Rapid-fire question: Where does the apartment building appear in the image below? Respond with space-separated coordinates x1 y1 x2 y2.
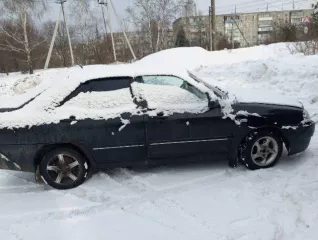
173 9 314 48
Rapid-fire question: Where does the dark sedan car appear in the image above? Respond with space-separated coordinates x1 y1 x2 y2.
0 65 315 189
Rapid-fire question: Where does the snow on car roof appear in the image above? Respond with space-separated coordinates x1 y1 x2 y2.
0 63 209 110
0 63 216 129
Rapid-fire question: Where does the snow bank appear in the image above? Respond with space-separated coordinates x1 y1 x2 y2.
193 54 318 114
137 43 293 70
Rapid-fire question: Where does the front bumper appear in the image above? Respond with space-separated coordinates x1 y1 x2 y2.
283 121 316 156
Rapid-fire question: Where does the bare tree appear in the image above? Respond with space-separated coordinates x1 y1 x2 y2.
126 0 184 54
0 0 46 74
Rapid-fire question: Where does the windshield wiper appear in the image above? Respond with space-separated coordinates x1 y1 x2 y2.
187 70 228 99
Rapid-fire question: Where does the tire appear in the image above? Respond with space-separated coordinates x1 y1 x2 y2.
239 130 283 170
39 148 88 190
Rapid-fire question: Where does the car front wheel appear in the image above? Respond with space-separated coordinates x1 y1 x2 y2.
239 130 283 170
39 148 88 190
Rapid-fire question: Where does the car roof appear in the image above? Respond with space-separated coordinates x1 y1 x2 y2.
0 63 192 111
0 63 218 129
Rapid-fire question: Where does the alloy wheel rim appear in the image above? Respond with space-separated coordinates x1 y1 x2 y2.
251 136 279 167
46 154 81 184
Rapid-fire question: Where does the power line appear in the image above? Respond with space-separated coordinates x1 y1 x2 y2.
218 0 313 14
217 0 313 13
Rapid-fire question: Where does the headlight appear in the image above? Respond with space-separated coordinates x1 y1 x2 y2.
303 109 311 120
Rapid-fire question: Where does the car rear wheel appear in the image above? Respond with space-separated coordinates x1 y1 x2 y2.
239 130 283 170
39 148 87 190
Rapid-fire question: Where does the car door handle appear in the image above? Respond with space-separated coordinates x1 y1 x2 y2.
60 116 76 123
152 113 168 120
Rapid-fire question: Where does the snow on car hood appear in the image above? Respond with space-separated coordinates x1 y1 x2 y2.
229 87 303 108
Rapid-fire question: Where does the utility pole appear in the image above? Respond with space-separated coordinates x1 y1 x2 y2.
211 0 216 51
231 15 249 47
231 5 236 49
44 7 62 69
100 4 108 36
45 0 74 69
209 6 212 51
61 1 74 66
293 0 295 10
98 0 136 61
266 3 269 12
99 0 117 62
109 0 136 60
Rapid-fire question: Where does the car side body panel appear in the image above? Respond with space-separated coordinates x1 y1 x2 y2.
0 72 315 175
0 101 315 173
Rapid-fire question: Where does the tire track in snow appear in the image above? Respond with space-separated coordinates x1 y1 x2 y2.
0 226 23 240
121 207 200 240
3 168 245 228
107 168 155 194
122 198 229 240
152 198 227 240
0 185 45 194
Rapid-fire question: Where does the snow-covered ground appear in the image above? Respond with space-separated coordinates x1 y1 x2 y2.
1 43 318 239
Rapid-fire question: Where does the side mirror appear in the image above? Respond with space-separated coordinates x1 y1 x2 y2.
205 93 220 109
209 100 220 109
60 115 76 123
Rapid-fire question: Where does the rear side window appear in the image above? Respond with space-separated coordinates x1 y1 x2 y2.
77 78 131 93
60 77 135 111
60 77 131 106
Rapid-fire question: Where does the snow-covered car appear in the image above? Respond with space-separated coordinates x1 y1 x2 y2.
0 65 315 189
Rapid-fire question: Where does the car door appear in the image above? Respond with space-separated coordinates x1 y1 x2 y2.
55 77 146 168
131 75 234 164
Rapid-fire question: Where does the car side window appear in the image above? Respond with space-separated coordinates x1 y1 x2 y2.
132 75 209 113
60 77 135 111
141 76 184 87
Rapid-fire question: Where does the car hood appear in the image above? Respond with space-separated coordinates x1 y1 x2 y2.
228 87 303 108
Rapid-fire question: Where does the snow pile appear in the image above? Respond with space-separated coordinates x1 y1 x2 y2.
193 53 318 115
137 43 293 70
